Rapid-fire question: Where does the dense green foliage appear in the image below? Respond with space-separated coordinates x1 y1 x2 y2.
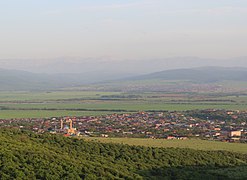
0 129 247 179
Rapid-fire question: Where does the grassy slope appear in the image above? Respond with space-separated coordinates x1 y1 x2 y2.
87 138 247 154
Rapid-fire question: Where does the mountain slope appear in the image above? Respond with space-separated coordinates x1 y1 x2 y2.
1 66 247 91
0 68 137 90
131 66 247 83
0 69 75 90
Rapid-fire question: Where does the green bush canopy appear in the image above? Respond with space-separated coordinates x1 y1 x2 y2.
0 128 246 179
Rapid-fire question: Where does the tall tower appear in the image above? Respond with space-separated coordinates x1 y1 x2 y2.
60 119 63 130
60 118 76 135
69 119 73 130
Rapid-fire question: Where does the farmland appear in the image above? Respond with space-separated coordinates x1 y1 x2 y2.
1 91 247 118
0 110 119 119
87 138 247 153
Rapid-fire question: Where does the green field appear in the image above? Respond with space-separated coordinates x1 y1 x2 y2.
1 91 247 118
2 101 246 110
0 110 120 119
86 137 247 153
0 91 121 101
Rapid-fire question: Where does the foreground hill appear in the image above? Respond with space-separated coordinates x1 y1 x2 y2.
0 129 247 179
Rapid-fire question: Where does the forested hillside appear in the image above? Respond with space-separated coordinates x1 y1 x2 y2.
0 129 247 179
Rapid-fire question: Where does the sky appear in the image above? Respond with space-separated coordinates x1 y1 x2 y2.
0 0 247 60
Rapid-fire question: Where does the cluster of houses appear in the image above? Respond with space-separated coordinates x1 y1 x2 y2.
0 110 246 142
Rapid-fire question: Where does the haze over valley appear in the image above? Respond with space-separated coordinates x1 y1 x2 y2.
1 56 247 74
1 64 247 92
1 0 247 179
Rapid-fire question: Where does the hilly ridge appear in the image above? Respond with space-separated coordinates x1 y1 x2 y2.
131 66 247 83
1 66 247 91
0 68 136 90
0 68 105 90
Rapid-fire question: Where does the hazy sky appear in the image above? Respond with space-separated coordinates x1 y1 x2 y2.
0 0 247 60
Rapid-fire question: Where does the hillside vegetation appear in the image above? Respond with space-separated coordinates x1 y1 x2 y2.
0 129 247 179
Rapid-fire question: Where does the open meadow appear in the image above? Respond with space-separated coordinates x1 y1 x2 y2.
86 137 247 153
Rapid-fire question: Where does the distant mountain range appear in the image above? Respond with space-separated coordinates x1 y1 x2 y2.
1 57 247 75
131 66 247 83
0 68 137 90
1 66 247 90
0 68 74 90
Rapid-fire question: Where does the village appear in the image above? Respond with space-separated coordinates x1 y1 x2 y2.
0 109 246 143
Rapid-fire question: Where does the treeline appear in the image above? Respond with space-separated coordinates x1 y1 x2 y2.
0 128 246 179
